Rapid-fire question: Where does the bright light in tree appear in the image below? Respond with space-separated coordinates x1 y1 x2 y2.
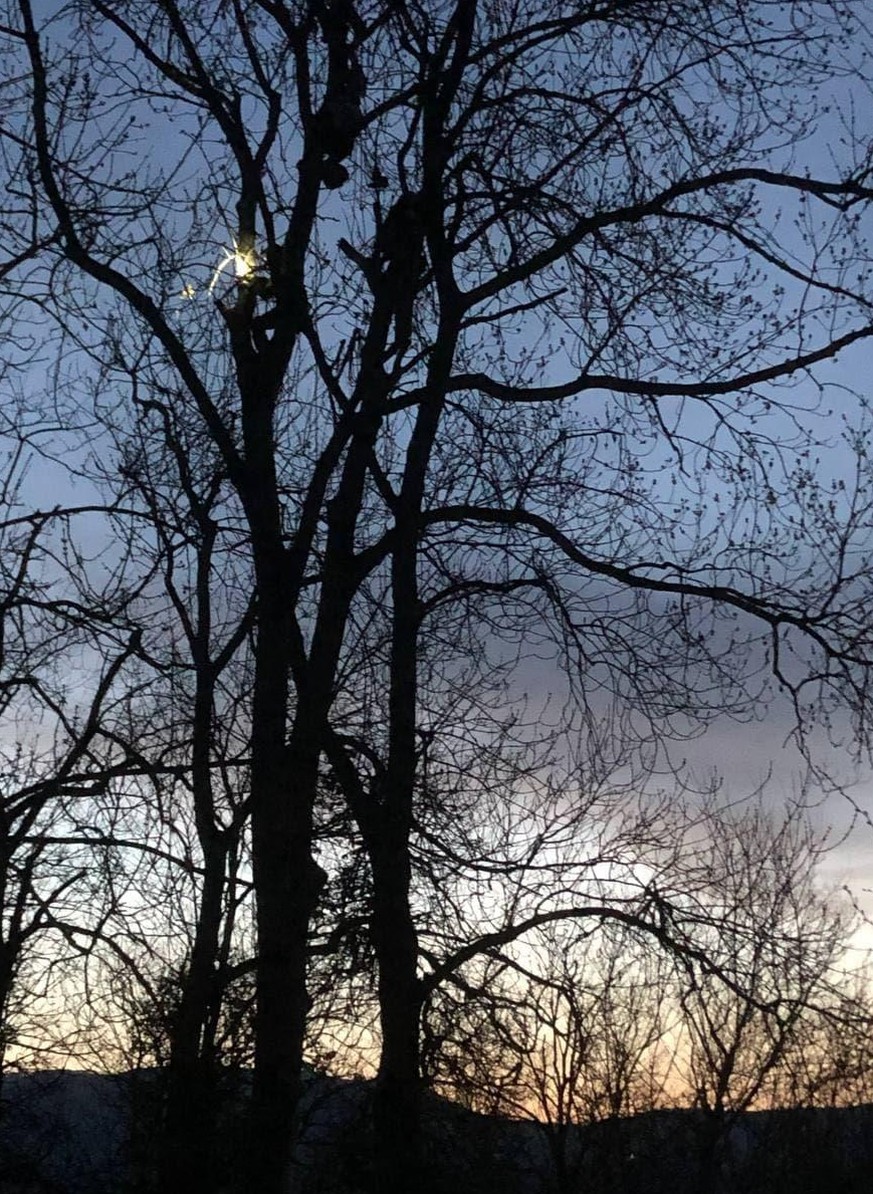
209 240 257 292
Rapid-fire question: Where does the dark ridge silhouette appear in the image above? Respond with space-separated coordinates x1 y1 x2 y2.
2 1070 873 1194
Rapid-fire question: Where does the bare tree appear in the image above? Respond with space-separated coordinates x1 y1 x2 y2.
110 393 256 1194
771 974 873 1109
3 3 873 1192
425 924 672 1194
667 798 851 1193
0 481 140 1090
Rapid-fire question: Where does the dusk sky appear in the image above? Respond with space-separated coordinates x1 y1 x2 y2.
5 13 873 1183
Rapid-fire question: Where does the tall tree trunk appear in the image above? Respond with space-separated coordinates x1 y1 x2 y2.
250 741 325 1194
247 550 308 1194
366 13 475 1165
370 839 424 1193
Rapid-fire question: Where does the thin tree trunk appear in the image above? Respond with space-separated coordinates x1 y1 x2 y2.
0 948 13 1110
160 515 230 1194
161 854 225 1194
367 385 437 1193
